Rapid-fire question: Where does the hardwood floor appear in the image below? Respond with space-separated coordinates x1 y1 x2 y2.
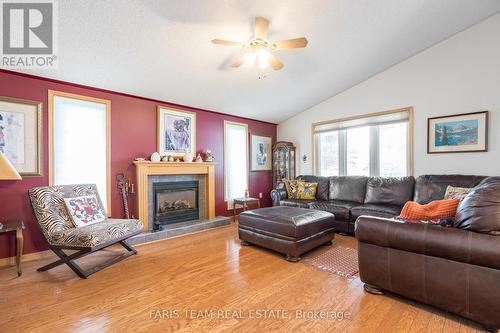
0 223 485 333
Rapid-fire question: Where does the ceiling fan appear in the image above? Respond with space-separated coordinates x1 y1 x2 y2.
212 17 308 70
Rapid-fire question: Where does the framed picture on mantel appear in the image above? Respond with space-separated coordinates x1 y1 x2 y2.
157 106 196 157
427 111 488 153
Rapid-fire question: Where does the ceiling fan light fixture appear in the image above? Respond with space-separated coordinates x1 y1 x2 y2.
212 17 308 71
244 52 257 67
257 49 270 69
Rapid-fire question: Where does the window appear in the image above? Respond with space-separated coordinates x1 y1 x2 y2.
49 91 111 213
313 108 412 177
317 131 339 176
224 121 248 209
346 126 370 176
379 122 408 177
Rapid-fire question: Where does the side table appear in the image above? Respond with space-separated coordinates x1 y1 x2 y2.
233 197 260 222
0 220 24 276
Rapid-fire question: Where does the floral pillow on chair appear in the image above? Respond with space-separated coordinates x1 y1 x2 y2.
64 195 106 227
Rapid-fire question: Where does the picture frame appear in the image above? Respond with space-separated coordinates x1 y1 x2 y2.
427 111 488 154
157 106 196 157
0 96 42 176
250 133 272 171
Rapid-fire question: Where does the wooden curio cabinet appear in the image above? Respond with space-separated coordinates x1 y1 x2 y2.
272 141 296 188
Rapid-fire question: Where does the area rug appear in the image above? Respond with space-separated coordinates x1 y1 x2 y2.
302 246 359 278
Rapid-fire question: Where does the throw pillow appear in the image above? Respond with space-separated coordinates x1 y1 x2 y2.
444 185 471 200
398 198 460 220
394 216 454 228
297 182 318 200
284 179 303 199
64 195 106 227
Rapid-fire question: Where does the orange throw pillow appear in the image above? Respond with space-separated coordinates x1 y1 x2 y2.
398 199 460 220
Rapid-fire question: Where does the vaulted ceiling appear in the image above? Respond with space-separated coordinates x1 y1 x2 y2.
17 0 500 123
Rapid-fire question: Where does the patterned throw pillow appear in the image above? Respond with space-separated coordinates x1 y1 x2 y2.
284 179 303 199
444 185 471 200
297 182 318 200
398 199 460 220
64 195 106 228
394 216 454 228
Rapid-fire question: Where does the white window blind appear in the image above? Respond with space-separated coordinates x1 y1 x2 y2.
314 109 412 177
52 94 110 212
224 121 248 209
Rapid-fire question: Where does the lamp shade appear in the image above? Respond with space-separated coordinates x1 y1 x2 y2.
0 153 22 180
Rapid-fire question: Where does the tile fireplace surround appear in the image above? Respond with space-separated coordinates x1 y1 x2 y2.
130 161 230 244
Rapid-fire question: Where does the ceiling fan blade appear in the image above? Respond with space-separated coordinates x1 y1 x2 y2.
212 39 243 47
254 17 269 39
231 58 244 68
268 54 284 70
272 37 308 50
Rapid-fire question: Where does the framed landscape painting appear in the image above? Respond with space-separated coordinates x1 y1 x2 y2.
428 111 488 153
250 134 272 171
157 106 196 157
0 96 42 176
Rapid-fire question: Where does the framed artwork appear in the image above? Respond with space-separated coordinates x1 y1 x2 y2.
428 111 488 153
157 106 196 156
250 134 272 171
0 96 42 176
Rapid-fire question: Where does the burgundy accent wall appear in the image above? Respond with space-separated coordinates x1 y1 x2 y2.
0 70 276 259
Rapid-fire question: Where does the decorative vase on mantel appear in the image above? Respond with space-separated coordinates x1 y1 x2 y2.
183 150 194 162
150 152 161 162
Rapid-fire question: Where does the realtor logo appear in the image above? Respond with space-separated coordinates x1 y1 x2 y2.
1 0 57 68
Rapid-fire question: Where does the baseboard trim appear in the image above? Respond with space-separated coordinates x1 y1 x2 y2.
0 250 55 269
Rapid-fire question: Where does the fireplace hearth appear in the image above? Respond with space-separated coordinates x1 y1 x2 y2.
153 181 199 229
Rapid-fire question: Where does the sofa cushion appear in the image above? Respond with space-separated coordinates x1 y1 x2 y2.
280 199 314 208
328 176 368 203
308 200 357 221
455 177 500 235
364 176 414 206
413 175 485 204
297 175 330 201
350 204 402 222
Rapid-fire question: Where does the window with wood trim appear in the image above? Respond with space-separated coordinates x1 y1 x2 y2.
313 108 413 177
49 90 111 213
224 120 248 209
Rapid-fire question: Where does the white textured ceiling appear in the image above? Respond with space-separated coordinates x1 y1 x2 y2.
14 0 500 123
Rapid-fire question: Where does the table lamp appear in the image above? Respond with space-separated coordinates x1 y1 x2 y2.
0 152 22 228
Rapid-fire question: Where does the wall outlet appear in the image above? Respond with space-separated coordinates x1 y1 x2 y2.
259 192 263 198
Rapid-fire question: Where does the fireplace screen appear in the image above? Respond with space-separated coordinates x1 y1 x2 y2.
153 181 199 228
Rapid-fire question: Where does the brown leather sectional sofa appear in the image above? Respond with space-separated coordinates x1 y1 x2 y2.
271 174 485 234
356 176 500 331
272 175 500 330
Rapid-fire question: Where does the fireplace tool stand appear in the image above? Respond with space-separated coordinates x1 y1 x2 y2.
116 173 134 219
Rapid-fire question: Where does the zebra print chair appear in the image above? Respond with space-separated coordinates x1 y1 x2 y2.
29 184 142 279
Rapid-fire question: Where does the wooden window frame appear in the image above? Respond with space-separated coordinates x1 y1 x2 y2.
48 90 112 215
312 107 414 177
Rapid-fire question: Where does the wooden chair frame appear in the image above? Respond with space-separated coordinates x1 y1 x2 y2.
37 232 140 279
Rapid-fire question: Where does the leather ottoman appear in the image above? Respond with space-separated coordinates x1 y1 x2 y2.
238 206 335 261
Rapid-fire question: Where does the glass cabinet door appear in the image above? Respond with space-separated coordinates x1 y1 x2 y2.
272 142 296 188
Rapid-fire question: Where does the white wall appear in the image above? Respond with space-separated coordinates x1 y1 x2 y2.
278 13 500 177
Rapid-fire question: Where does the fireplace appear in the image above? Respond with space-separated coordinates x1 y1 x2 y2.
153 181 199 229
